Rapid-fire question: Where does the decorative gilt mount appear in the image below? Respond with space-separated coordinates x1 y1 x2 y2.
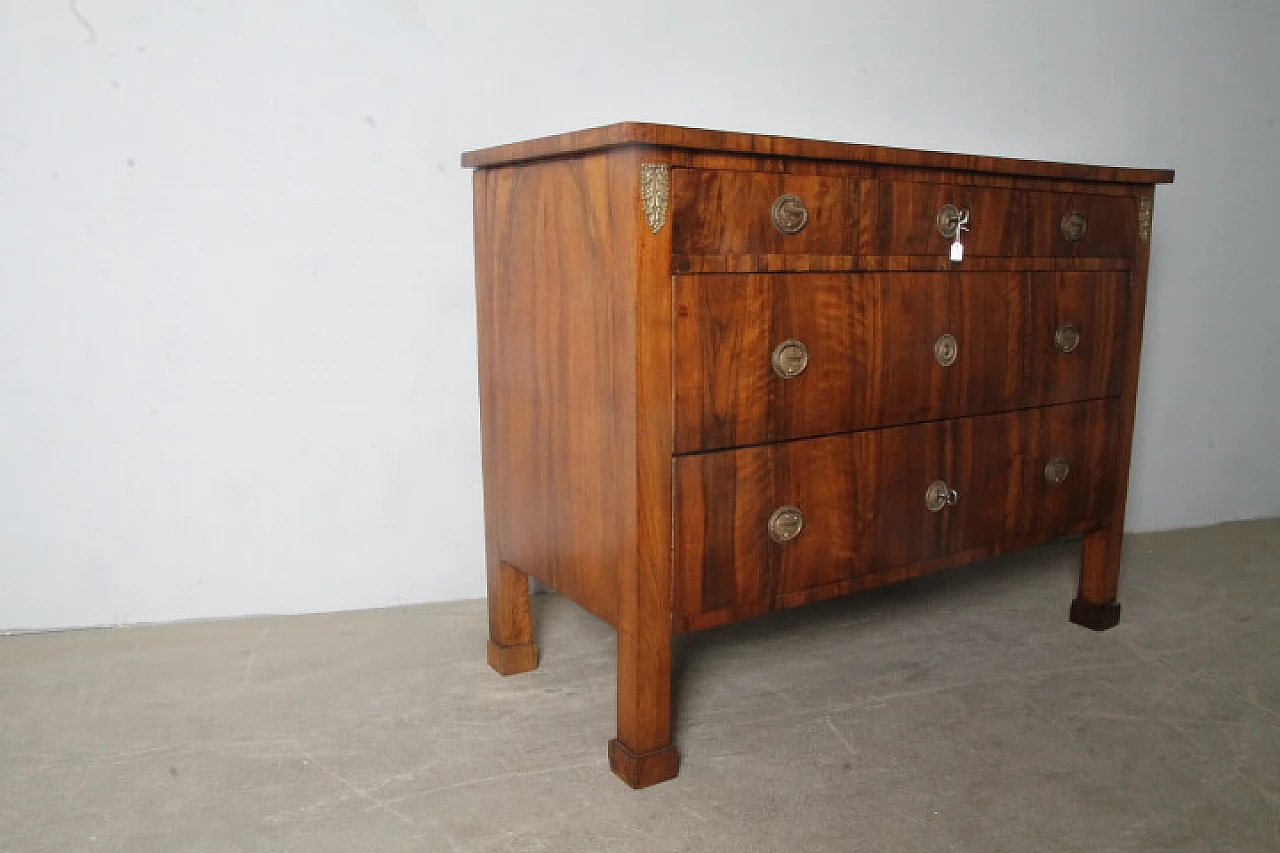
1138 196 1153 243
640 164 670 234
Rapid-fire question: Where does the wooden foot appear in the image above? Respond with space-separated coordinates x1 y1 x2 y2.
487 639 539 675
615 587 677 787
1070 598 1122 631
1074 528 1123 631
608 739 680 789
487 560 537 675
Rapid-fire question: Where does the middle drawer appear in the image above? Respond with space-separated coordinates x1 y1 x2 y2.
673 272 1129 453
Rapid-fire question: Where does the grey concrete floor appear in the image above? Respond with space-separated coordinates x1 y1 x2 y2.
2 520 1278 852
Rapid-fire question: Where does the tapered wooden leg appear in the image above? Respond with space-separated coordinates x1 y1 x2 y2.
1069 195 1156 632
607 148 679 788
486 560 538 675
610 616 679 788
1071 528 1123 631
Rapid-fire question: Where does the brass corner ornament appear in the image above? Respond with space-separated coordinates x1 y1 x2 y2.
1138 196 1153 243
640 164 670 234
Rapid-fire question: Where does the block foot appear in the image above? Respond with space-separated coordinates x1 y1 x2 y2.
608 739 680 789
486 640 539 675
1069 598 1122 631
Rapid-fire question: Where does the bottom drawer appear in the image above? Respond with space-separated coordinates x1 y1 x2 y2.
674 399 1120 628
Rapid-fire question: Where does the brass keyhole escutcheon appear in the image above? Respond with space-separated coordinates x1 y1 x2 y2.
1055 324 1081 354
934 333 958 367
937 204 969 239
771 194 809 234
1060 210 1088 242
768 505 805 543
925 480 958 512
1045 457 1071 485
771 340 810 379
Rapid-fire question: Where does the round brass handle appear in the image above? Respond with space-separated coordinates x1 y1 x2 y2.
1060 210 1087 242
934 333 958 367
768 505 805 543
771 194 809 234
925 480 959 512
1045 457 1071 485
1054 324 1081 354
771 340 810 379
937 204 969 239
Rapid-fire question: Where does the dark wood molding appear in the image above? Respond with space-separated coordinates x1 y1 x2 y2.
462 122 1175 185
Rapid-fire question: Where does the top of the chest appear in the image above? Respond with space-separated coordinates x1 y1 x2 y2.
461 122 1174 185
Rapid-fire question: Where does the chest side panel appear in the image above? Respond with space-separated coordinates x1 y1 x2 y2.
474 154 641 626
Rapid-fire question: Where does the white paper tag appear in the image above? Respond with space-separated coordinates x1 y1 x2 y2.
950 241 964 262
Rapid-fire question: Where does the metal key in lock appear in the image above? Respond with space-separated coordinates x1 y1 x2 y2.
949 208 970 262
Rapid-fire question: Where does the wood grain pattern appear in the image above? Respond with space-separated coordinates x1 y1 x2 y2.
946 399 1119 552
473 155 634 627
674 401 1119 623
674 273 1038 453
948 273 1027 416
462 122 1175 184
859 181 1144 260
673 273 944 451
673 254 856 273
673 436 779 619
484 564 538 675
1029 192 1139 258
1074 191 1158 628
475 168 538 676
674 271 1128 454
675 421 944 620
670 169 851 260
672 256 1133 274
1028 272 1131 404
665 150 1150 197
769 530 1097 617
608 149 680 787
473 149 680 787
859 181 1030 257
855 256 1130 272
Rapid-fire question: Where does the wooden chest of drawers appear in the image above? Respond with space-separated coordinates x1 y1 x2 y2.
462 124 1173 788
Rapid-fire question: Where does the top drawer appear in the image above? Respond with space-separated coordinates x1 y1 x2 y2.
671 169 851 262
668 169 1142 266
858 180 1140 258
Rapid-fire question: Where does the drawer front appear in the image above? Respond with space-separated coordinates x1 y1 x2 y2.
670 169 850 259
673 272 1027 453
674 400 1120 621
945 399 1120 553
858 180 1029 257
1028 272 1131 404
1029 192 1139 258
859 180 1140 259
674 421 945 622
673 273 946 452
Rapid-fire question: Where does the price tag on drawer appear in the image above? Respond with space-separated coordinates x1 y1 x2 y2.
943 206 969 262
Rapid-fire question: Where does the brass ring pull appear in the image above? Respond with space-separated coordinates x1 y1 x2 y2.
1060 211 1087 242
768 505 805 543
771 340 810 379
925 480 959 512
1054 324 1081 354
1045 457 1070 485
937 204 970 239
934 333 958 367
771 194 809 234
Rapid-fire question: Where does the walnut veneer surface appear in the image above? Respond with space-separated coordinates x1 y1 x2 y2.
463 123 1173 788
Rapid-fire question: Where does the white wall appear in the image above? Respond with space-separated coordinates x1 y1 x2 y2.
2 1 1277 630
